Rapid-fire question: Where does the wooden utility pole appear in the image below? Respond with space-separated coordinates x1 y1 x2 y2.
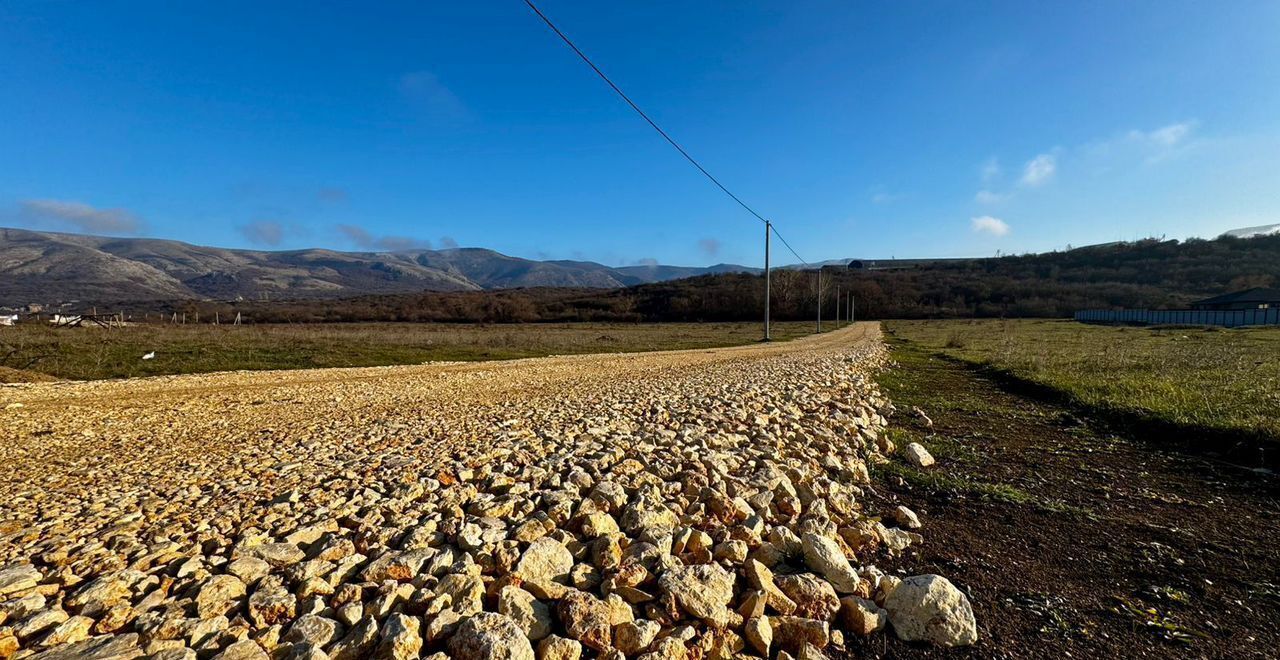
815 269 822 333
763 221 772 341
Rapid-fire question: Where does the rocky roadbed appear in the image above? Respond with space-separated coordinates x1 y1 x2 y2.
0 324 976 659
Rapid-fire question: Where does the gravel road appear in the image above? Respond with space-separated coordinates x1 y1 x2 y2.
0 323 974 659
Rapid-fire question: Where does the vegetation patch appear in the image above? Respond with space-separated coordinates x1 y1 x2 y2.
885 319 1280 452
0 321 824 381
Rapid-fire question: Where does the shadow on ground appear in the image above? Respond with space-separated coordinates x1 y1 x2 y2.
847 338 1280 659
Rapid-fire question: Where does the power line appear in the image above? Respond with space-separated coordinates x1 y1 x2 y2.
523 0 811 267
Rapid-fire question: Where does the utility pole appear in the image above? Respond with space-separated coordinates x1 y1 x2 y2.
815 269 822 333
847 292 852 323
851 293 856 323
763 221 771 341
835 285 840 328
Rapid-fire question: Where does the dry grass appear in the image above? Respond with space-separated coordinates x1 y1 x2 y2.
885 319 1280 441
0 321 827 381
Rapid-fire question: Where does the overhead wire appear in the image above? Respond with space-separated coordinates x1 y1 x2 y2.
522 0 813 268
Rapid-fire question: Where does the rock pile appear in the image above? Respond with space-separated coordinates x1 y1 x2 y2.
0 328 976 658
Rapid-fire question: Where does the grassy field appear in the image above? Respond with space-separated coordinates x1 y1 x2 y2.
885 319 1280 443
0 321 829 381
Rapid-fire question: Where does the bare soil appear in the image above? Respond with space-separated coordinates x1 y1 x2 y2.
852 338 1280 659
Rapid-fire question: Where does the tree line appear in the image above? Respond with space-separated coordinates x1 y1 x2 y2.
116 234 1280 323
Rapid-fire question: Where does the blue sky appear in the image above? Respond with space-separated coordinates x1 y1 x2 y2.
2 1 1278 267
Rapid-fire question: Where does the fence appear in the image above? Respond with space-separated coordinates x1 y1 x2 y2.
1075 308 1280 328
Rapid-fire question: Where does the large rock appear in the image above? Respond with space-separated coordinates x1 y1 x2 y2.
536 635 582 660
770 616 829 653
26 632 142 659
903 443 935 468
196 574 247 619
516 538 574 583
0 565 41 598
498 586 552 641
614 619 659 655
776 574 840 621
839 596 887 635
657 564 735 627
245 543 306 568
744 560 796 615
372 613 422 659
883 574 977 647
800 533 862 594
556 590 612 651
448 612 535 660
329 617 378 660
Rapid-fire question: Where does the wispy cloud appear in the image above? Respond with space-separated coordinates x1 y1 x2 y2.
337 224 432 251
19 199 144 234
398 71 467 120
238 220 285 246
317 186 348 203
1128 121 1196 148
974 190 1007 204
697 238 721 258
1020 153 1056 187
631 257 659 267
869 184 904 205
237 220 308 247
971 215 1010 236
439 236 459 249
981 157 1001 183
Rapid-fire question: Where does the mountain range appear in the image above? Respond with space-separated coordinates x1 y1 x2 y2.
0 227 756 303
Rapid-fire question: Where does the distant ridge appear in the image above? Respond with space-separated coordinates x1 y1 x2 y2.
0 227 757 303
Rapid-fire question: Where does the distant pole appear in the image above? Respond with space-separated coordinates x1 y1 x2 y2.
851 294 856 323
764 221 772 341
815 269 822 333
847 293 852 323
835 285 840 328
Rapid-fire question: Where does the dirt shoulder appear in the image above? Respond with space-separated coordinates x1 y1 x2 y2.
856 336 1280 659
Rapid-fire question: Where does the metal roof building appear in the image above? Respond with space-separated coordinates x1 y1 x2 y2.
1190 287 1280 311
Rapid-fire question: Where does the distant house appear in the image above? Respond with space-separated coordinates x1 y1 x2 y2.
1190 287 1280 311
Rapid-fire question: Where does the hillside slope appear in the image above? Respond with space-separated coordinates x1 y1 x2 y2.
0 228 755 302
169 234 1280 323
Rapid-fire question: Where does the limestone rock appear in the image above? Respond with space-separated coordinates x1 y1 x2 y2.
448 612 535 660
498 586 552 641
516 538 574 583
657 564 735 627
372 613 422 659
903 443 935 468
800 533 862 594
883 575 977 647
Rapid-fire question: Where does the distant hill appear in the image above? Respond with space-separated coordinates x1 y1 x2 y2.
105 233 1280 324
0 227 757 303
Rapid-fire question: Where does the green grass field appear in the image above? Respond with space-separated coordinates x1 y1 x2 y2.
0 321 829 382
885 319 1280 442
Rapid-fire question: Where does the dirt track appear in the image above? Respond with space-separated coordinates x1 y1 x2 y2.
1 323 965 660
0 324 878 556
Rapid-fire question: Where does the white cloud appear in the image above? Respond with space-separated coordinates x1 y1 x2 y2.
971 215 1010 236
974 190 1007 204
981 157 1001 183
1020 154 1056 187
1128 121 1195 147
19 199 143 234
